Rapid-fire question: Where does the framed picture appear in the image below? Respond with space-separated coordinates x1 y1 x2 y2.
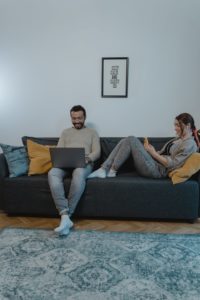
101 57 129 98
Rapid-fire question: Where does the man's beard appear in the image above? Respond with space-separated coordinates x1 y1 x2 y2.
73 122 84 129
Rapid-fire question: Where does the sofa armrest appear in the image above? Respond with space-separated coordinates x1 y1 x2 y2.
0 153 9 178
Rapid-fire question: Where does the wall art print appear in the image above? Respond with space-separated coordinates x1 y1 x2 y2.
101 57 129 98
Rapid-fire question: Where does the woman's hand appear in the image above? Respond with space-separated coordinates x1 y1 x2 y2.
144 143 168 167
144 143 157 156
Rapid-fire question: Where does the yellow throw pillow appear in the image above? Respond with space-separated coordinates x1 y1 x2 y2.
27 139 53 175
168 152 200 184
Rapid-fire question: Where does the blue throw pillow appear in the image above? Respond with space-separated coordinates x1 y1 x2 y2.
0 143 28 177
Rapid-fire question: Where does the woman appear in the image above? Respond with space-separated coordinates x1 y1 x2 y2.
88 113 200 179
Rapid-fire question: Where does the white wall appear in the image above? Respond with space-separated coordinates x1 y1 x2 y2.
0 0 200 145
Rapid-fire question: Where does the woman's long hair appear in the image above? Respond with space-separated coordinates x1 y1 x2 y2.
176 113 200 148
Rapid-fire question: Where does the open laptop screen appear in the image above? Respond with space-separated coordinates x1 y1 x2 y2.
50 147 85 168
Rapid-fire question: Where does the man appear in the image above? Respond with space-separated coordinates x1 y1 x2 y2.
48 105 100 236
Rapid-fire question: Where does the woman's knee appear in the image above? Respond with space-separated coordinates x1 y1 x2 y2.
127 135 137 141
119 136 133 145
127 136 141 146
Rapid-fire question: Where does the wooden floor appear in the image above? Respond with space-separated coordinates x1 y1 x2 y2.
0 211 200 234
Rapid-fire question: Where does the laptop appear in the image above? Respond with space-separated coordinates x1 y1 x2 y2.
50 147 85 168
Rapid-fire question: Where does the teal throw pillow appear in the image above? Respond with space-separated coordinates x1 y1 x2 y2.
0 143 28 177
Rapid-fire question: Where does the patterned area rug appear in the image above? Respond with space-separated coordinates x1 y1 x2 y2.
1 228 200 300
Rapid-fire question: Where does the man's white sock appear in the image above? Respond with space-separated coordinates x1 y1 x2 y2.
54 215 73 233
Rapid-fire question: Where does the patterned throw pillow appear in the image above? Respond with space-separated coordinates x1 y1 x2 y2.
0 143 28 177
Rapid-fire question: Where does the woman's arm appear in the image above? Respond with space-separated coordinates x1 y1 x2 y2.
144 143 168 167
145 138 197 170
164 139 197 170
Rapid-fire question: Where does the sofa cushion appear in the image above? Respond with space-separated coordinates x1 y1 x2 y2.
169 153 200 184
0 143 28 178
22 136 59 146
26 140 54 175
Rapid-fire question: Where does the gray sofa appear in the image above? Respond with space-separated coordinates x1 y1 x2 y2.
0 136 199 222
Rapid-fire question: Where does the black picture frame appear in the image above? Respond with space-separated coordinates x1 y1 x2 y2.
101 57 129 98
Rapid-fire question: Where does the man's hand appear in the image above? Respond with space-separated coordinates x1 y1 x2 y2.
85 157 92 164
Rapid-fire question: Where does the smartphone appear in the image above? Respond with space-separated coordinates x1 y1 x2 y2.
144 137 149 145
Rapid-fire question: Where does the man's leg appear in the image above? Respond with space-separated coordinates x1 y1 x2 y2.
68 163 93 216
48 168 73 235
48 167 69 215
